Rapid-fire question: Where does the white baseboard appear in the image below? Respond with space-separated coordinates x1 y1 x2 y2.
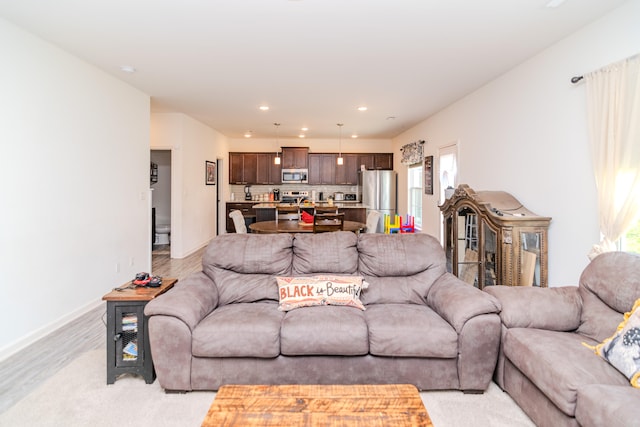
0 299 103 363
172 238 211 260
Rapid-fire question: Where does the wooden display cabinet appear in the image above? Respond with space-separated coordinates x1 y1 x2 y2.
439 184 551 289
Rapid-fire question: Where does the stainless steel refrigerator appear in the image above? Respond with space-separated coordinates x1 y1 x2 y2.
361 170 397 232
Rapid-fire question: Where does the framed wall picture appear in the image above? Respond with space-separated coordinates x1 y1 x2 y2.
424 155 433 195
206 160 216 185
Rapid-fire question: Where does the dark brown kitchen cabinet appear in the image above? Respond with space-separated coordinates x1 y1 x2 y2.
229 153 257 184
357 153 393 170
374 153 394 170
335 154 359 185
308 153 336 185
357 154 374 170
226 202 256 233
338 207 366 223
229 153 244 184
281 147 309 169
256 153 281 184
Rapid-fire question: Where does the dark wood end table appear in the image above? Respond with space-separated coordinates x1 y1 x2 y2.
102 278 177 384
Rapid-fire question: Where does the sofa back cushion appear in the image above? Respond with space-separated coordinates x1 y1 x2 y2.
357 233 446 305
291 231 359 275
577 251 640 342
202 233 293 305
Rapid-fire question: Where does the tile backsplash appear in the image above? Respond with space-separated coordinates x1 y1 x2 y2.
230 184 359 202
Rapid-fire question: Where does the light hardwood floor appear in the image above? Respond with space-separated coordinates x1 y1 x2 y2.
0 245 206 414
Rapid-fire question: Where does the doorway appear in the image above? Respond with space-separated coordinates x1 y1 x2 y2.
216 158 222 235
151 150 172 255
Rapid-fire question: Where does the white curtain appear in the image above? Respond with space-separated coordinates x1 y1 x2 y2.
585 54 640 259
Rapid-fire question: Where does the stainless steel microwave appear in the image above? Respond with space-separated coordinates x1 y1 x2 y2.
281 168 308 183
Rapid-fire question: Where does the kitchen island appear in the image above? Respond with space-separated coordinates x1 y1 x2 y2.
252 202 367 223
249 219 365 234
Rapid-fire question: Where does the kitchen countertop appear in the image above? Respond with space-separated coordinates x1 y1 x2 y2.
252 202 367 209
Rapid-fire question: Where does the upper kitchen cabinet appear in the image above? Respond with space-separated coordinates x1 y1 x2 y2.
256 153 281 185
358 153 394 170
335 154 359 185
374 153 394 170
281 147 309 169
308 153 336 185
229 152 258 184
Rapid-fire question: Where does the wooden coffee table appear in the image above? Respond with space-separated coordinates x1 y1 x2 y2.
201 384 433 426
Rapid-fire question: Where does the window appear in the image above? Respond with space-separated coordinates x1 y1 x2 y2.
439 144 458 204
408 164 422 230
439 143 458 242
621 216 640 254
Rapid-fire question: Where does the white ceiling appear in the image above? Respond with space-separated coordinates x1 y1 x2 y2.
0 0 628 139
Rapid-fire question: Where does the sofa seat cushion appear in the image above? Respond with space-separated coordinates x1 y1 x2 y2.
280 305 368 356
365 303 458 358
504 328 629 416
192 302 284 358
575 384 640 427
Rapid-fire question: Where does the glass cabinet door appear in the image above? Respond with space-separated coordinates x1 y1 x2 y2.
444 214 454 273
115 305 144 367
520 231 543 286
457 207 479 287
483 223 498 287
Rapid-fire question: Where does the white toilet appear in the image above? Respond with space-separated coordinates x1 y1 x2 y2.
155 224 171 245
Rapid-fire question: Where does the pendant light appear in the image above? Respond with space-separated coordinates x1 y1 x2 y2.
274 123 281 165
337 123 344 165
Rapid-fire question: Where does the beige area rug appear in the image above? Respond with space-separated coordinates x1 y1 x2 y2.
0 350 534 427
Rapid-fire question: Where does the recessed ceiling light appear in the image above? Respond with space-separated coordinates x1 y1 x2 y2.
259 105 269 111
120 65 137 73
301 127 309 131
351 134 358 138
244 131 252 138
357 106 368 111
298 134 305 138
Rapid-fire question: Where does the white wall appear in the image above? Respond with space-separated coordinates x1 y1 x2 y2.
228 137 393 155
0 18 151 359
151 113 228 258
393 0 640 285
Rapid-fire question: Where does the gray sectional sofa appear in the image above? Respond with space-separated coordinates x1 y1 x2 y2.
485 251 640 427
145 231 502 393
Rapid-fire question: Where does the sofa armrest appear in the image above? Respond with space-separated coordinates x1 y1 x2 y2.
427 272 501 333
484 285 581 331
144 271 219 330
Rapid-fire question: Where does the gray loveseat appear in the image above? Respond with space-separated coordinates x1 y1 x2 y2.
485 251 640 427
145 231 502 393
